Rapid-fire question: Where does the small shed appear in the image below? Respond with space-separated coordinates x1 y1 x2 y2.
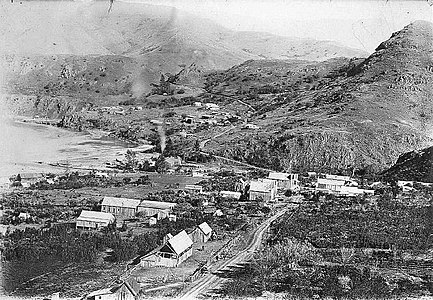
18 212 31 220
189 222 212 243
220 191 242 200
149 217 157 226
0 225 9 236
185 184 203 194
165 156 182 168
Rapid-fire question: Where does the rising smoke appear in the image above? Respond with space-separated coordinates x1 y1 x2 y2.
157 123 166 154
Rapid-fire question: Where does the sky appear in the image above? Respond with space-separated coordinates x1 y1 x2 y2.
122 0 432 53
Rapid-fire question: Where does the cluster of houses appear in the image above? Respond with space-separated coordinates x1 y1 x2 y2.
97 106 143 116
181 111 241 127
84 221 213 299
248 172 300 202
76 196 177 230
139 220 213 269
193 102 220 110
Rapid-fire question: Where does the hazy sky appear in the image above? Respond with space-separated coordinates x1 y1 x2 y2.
123 0 432 53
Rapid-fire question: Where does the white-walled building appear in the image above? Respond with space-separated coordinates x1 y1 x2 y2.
76 210 115 230
249 180 276 202
268 172 299 191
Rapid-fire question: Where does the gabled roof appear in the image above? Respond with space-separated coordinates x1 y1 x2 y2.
102 197 141 209
317 178 346 186
268 172 294 181
198 222 212 235
138 199 176 210
86 288 113 298
77 210 115 223
249 181 273 192
167 230 193 255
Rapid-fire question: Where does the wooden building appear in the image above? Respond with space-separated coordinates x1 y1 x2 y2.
140 230 193 268
189 222 212 243
249 180 276 202
85 278 140 300
316 178 346 193
136 199 176 220
76 210 115 230
101 197 141 218
268 172 299 191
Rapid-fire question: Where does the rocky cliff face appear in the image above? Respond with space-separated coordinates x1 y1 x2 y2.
381 146 433 182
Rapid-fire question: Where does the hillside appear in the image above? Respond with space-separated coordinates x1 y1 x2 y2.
1 1 367 100
381 146 433 182
198 21 433 174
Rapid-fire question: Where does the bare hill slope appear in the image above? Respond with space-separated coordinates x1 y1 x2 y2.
1 1 367 97
200 21 433 174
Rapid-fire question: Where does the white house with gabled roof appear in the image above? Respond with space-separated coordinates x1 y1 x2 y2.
140 230 193 268
189 222 213 243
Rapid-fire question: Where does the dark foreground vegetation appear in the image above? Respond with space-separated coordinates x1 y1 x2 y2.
220 190 433 298
3 226 160 263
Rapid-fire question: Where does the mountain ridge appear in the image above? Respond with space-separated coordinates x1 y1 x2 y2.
198 20 433 173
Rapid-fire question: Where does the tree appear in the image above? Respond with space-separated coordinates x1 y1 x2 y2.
124 150 138 170
155 155 169 173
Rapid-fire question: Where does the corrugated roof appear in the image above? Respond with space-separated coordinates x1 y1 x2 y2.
249 181 272 192
268 172 292 181
168 230 193 255
138 199 176 210
102 197 141 209
77 210 115 223
198 222 212 235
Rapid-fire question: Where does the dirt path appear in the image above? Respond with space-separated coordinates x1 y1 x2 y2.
199 125 236 149
176 209 288 300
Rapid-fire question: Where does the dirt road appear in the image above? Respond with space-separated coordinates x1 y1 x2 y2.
176 208 288 300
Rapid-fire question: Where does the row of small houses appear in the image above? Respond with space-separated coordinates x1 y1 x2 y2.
76 197 177 230
247 172 378 201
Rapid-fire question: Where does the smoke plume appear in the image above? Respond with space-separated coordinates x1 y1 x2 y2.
157 124 166 154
